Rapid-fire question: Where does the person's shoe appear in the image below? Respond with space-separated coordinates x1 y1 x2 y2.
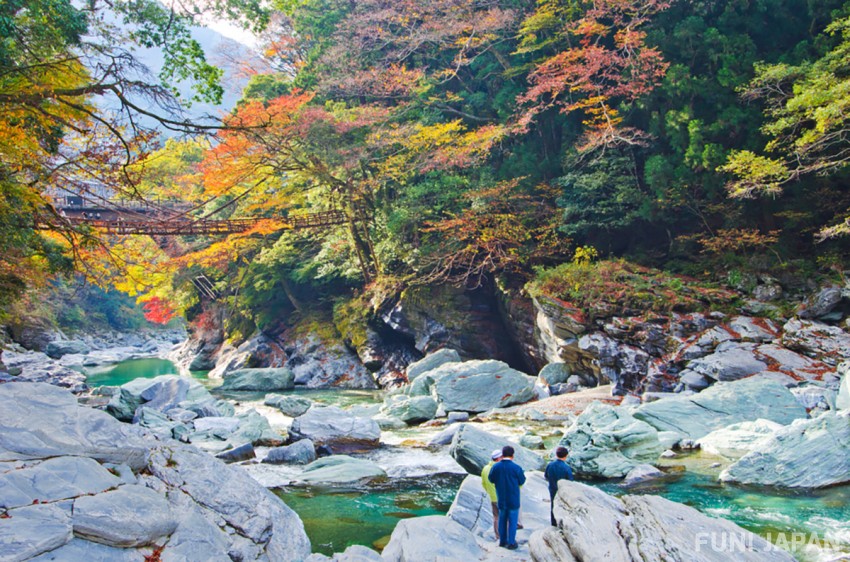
498 543 507 548
506 544 519 550
517 524 524 529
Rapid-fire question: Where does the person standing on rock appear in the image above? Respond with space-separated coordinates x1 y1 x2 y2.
544 446 574 526
488 445 526 550
481 449 503 542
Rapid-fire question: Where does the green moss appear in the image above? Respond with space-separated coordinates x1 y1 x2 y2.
528 259 738 320
292 310 345 344
333 296 372 350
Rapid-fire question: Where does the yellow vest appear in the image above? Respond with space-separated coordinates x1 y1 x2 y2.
481 461 498 502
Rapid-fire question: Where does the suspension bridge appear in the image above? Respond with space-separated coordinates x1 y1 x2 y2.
36 196 351 236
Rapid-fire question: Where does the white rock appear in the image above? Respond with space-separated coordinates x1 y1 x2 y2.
0 503 73 561
720 411 850 488
529 482 793 562
382 515 482 562
289 406 380 454
72 485 178 547
837 363 850 410
622 464 664 486
634 377 807 440
0 456 121 509
560 402 663 478
30 538 147 561
697 419 783 459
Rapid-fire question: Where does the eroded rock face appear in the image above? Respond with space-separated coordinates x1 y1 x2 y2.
285 334 377 390
381 285 521 365
782 319 850 366
633 377 807 440
206 332 288 379
289 406 380 453
720 411 850 488
0 382 311 561
529 481 793 562
559 402 663 478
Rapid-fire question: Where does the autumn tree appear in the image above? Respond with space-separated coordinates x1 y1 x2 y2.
516 0 669 152
0 0 269 306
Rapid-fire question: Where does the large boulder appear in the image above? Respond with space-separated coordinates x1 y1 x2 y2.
633 377 807 440
1 382 150 469
0 382 311 561
45 340 90 359
296 455 386 485
720 411 850 488
782 318 850 366
448 424 544 474
72 485 178 547
428 360 536 413
106 375 213 423
264 440 317 465
559 402 663 478
696 419 784 460
530 482 792 562
537 362 572 385
685 342 767 382
219 368 295 392
798 286 844 320
405 348 461 381
382 515 482 562
381 394 438 424
289 406 380 453
265 394 314 417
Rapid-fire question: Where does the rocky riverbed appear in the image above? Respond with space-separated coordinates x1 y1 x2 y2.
3 295 850 561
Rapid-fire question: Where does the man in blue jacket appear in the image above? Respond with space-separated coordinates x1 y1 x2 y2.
488 445 526 550
544 446 574 526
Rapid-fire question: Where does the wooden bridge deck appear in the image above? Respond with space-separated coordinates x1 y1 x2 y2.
37 209 350 236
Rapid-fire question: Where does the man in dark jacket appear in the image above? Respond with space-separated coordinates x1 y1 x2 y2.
544 446 574 526
488 445 526 550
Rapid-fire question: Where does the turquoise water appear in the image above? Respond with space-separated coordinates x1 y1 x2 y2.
85 358 178 387
598 460 850 560
275 474 465 555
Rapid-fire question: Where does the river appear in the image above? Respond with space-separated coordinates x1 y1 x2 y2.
83 358 850 560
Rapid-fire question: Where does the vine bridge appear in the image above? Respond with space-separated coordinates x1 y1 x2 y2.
38 196 350 236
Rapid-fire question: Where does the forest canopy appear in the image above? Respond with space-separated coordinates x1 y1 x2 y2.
2 0 849 329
